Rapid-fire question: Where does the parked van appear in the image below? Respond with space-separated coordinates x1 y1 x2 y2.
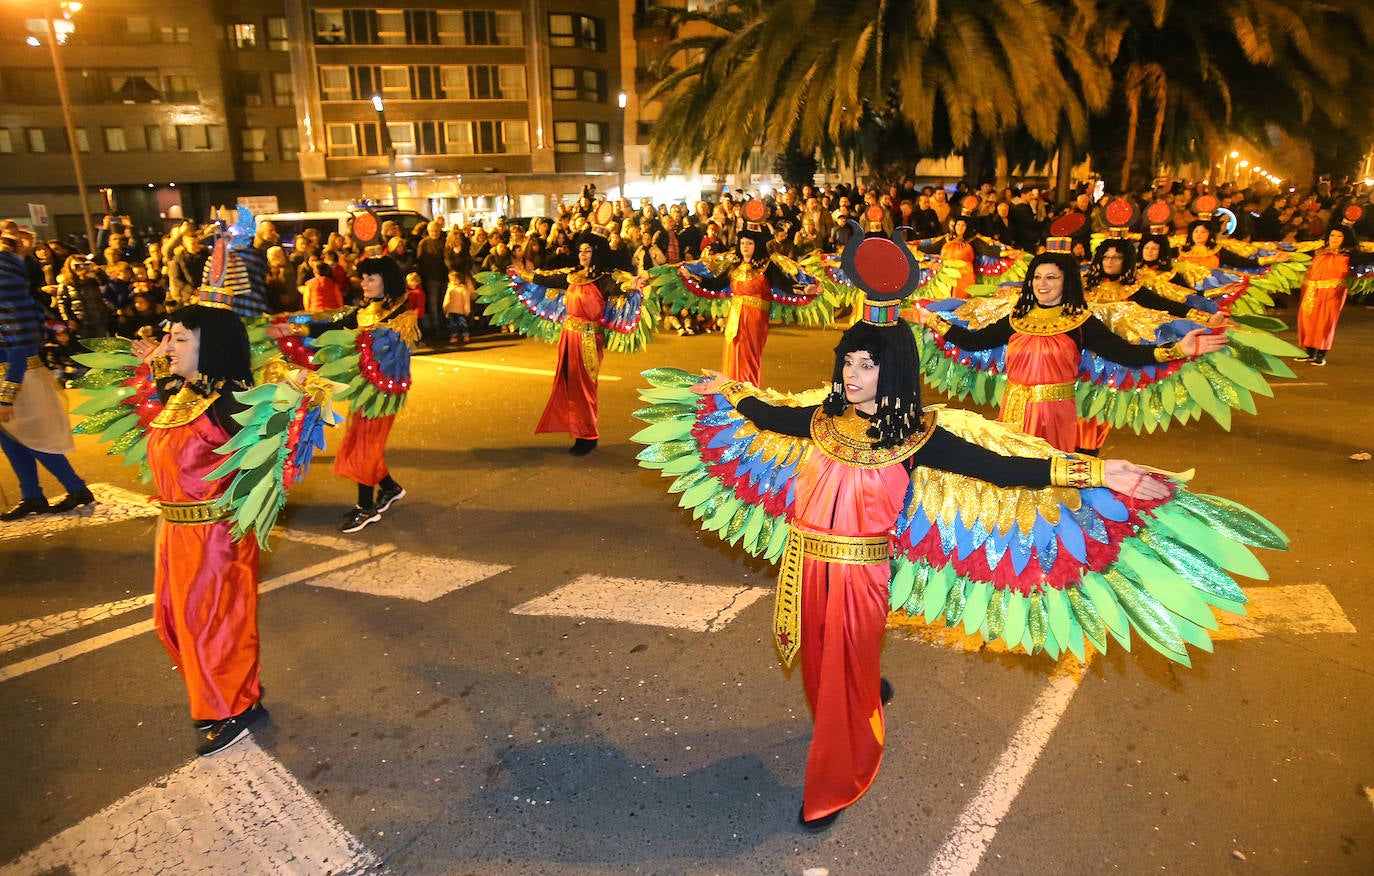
255 208 429 251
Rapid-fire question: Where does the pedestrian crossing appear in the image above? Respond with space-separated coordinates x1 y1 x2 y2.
0 483 157 541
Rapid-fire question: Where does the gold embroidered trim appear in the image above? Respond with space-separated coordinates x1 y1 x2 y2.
774 526 893 666
810 408 937 468
1050 456 1105 488
717 380 756 407
1087 280 1138 303
0 381 19 405
159 499 230 525
1303 279 1343 290
565 316 601 378
1009 305 1092 336
1152 344 1187 363
0 354 45 385
149 385 218 429
149 356 172 379
1002 381 1076 429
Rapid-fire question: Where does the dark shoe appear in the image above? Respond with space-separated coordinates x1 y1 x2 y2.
340 505 381 533
196 702 267 756
1310 358 1326 366
1 497 50 521
798 805 842 833
880 677 894 706
49 488 95 513
375 483 406 514
569 438 598 456
193 718 216 731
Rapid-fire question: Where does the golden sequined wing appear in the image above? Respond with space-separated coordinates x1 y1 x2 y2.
889 408 1287 666
632 368 820 562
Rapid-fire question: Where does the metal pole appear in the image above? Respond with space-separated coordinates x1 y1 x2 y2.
45 12 96 254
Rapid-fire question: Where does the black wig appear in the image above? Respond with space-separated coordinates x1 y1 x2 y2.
357 255 406 299
1014 252 1087 317
820 319 924 448
165 304 253 387
1138 232 1174 269
1325 225 1359 253
1185 219 1217 249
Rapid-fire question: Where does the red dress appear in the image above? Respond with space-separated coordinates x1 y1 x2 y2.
536 272 615 440
721 267 772 385
147 400 261 723
1297 250 1351 351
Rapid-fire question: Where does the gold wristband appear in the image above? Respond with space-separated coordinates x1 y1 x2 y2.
929 315 954 335
1050 456 1105 488
0 380 19 405
291 323 310 337
717 379 756 406
149 356 172 378
1185 308 1212 324
1153 344 1188 363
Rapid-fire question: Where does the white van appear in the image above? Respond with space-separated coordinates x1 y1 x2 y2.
256 208 429 251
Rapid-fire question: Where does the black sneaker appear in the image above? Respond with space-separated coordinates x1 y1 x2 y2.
340 505 381 533
49 488 95 513
798 805 842 833
1 497 51 521
196 702 267 756
569 438 598 456
375 483 406 514
880 677 894 706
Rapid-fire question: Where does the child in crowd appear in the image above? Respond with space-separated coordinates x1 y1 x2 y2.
443 269 472 344
404 272 426 324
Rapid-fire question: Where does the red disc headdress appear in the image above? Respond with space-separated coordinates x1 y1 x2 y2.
1103 198 1137 238
1342 204 1364 227
738 199 771 249
863 204 887 233
589 200 616 239
1145 200 1173 235
960 194 981 215
839 220 923 326
352 209 383 256
1192 194 1219 221
1046 212 1086 252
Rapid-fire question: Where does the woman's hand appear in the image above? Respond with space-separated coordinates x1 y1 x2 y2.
1179 327 1228 358
264 323 292 340
1101 459 1171 501
690 369 729 396
131 333 167 361
911 306 933 328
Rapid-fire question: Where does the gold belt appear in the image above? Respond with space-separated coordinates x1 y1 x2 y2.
564 317 601 379
1002 381 1075 429
1303 279 1343 289
774 528 891 667
724 295 769 342
160 499 230 525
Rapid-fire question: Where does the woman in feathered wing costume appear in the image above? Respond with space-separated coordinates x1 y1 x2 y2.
633 223 1287 832
1294 211 1374 365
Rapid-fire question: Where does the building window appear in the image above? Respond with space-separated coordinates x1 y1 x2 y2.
315 10 345 44
242 128 268 162
236 71 263 106
379 66 410 100
279 127 299 161
176 124 224 151
553 121 607 154
500 67 526 101
327 123 357 157
26 128 46 153
583 122 604 153
103 127 128 152
319 66 350 102
230 23 257 49
549 14 603 51
440 67 468 100
504 121 529 153
267 18 289 51
552 122 578 154
160 25 190 43
145 125 165 152
552 67 605 101
124 16 153 42
271 73 293 107
0 129 11 154
437 10 521 46
412 66 440 100
377 11 406 45
387 122 416 156
442 122 472 154
163 71 200 104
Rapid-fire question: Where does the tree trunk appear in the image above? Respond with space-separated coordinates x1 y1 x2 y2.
1055 121 1074 202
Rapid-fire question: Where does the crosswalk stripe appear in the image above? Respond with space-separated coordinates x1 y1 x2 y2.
0 483 157 541
306 551 510 602
511 574 770 632
1210 583 1356 639
0 739 382 876
0 593 154 656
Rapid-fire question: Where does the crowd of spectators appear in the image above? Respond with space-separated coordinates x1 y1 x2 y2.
4 173 1371 365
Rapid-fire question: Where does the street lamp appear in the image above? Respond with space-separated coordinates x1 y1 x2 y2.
617 91 628 200
371 94 398 206
29 1 96 254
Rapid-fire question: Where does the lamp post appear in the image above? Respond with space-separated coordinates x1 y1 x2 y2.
617 91 628 200
371 94 398 206
31 2 96 254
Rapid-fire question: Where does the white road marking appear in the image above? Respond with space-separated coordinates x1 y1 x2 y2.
0 483 157 541
511 574 769 632
1212 584 1356 639
924 659 1088 876
0 546 394 684
0 739 383 876
412 356 622 381
306 551 509 602
0 593 154 656
275 527 377 552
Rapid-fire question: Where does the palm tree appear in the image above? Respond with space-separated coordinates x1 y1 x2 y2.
1089 0 1374 190
647 0 1111 184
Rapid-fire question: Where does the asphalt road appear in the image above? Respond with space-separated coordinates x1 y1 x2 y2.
2 305 1372 875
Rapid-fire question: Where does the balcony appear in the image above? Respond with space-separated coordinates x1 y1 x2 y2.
633 7 675 39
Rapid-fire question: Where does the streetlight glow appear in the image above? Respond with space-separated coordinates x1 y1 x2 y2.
618 92 627 109
1229 151 1239 158
371 94 384 113
1238 160 1249 168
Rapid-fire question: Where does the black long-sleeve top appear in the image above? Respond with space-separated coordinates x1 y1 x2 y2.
735 398 1054 489
695 259 794 294
305 296 408 337
936 307 1170 367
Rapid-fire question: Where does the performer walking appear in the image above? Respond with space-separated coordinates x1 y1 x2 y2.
1295 214 1374 365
